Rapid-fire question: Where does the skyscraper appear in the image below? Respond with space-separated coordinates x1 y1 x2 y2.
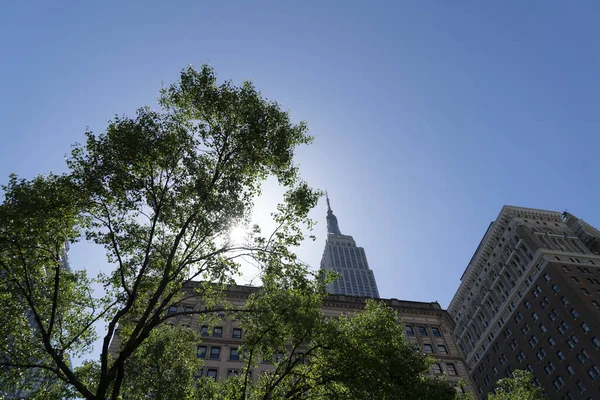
448 206 600 399
319 193 380 298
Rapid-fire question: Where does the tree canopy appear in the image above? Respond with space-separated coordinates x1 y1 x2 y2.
487 370 544 400
1 65 467 399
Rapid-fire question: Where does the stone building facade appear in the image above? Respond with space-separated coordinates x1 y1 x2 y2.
449 206 600 399
109 282 476 396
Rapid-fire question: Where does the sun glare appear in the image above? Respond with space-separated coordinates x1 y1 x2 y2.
229 225 247 244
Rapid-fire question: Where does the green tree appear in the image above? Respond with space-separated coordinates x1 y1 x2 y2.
0 65 466 400
487 370 544 400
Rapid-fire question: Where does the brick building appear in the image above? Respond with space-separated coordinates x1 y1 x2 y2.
449 206 600 399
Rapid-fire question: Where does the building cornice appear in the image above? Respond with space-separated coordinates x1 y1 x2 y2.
449 206 563 315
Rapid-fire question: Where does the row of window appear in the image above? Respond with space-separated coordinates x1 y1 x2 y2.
422 343 448 355
405 325 442 337
553 376 587 393
562 264 598 273
199 326 242 339
197 346 241 361
431 362 457 376
196 367 240 381
197 345 292 364
570 275 600 285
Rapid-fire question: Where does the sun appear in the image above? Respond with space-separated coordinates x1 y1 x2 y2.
229 225 247 244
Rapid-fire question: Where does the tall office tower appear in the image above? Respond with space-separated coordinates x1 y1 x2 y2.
319 193 380 298
448 206 600 399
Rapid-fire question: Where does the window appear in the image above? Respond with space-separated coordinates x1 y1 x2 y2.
548 337 556 347
206 368 217 381
592 300 600 309
581 288 591 296
423 344 434 353
557 351 565 360
561 321 568 331
570 334 579 344
446 363 457 376
567 339 575 349
592 337 600 349
536 350 545 361
230 348 239 361
544 273 551 282
576 380 585 392
418 326 428 336
499 354 507 365
197 345 207 358
232 328 242 339
524 300 531 309
580 322 590 333
577 352 588 364
552 284 559 293
228 369 239 377
554 376 565 389
572 276 581 284
438 345 448 354
561 296 569 306
529 335 538 348
167 305 178 315
532 312 539 321
213 327 223 337
432 363 442 375
431 327 441 337
562 265 570 272
405 325 414 336
492 366 498 375
587 367 598 380
210 347 220 360
570 309 579 319
184 306 194 316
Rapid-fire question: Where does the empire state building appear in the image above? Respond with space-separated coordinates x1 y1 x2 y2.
319 193 380 298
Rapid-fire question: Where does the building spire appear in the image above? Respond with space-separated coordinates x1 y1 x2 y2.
325 191 341 235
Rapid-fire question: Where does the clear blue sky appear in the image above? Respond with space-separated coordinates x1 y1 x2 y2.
2 1 600 312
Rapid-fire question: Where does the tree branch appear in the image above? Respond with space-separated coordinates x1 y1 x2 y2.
47 255 62 337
